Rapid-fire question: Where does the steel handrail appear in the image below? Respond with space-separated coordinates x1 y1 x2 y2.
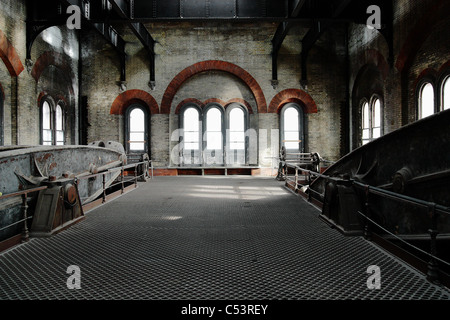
0 185 48 242
282 162 450 283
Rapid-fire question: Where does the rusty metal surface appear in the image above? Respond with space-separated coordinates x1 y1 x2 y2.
0 143 127 243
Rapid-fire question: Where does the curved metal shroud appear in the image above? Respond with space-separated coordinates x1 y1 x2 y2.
309 109 450 236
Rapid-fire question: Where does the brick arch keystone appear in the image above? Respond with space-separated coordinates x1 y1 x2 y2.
161 60 267 114
0 29 24 77
268 89 318 114
110 89 159 115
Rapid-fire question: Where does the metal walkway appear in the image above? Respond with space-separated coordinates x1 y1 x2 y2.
1 176 450 300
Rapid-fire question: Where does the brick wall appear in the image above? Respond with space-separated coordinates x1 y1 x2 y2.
347 0 450 151
2 0 449 172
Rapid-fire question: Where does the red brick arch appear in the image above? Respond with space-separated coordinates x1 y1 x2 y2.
160 60 267 114
357 49 389 80
0 29 24 77
110 89 159 115
268 89 318 114
31 51 74 82
174 97 254 115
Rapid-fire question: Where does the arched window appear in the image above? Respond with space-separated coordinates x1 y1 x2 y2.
419 82 435 119
442 76 450 111
362 101 370 145
361 96 383 145
227 105 247 166
42 101 53 145
229 108 245 150
280 104 304 152
372 98 381 140
55 103 65 145
179 103 251 167
205 107 222 150
183 107 200 150
125 104 148 153
40 98 66 146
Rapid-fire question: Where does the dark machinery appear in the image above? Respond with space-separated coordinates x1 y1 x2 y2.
307 109 450 282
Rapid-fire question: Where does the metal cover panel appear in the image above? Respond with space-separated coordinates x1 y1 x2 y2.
31 187 62 234
181 0 206 18
209 0 236 18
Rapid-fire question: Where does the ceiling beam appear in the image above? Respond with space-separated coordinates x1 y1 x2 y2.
271 0 307 84
107 0 156 86
300 0 353 84
301 0 353 55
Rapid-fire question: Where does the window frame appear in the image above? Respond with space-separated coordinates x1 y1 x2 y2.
203 104 224 152
55 101 66 146
125 103 149 154
417 80 436 120
180 104 202 152
40 97 66 146
360 95 384 146
440 74 450 112
226 103 249 166
280 103 304 153
178 102 251 167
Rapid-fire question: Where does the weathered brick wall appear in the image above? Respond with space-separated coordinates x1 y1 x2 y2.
0 0 79 146
83 20 347 167
0 0 27 145
32 26 80 145
348 0 450 150
4 0 448 171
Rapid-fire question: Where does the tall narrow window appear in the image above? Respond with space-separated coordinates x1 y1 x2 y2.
372 99 381 139
129 108 145 151
229 108 245 150
42 101 53 145
281 104 303 152
362 101 370 145
183 107 200 150
442 76 450 111
361 97 383 145
205 107 222 150
419 82 435 119
55 104 65 145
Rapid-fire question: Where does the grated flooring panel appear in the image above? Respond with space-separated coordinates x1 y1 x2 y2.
1 176 450 300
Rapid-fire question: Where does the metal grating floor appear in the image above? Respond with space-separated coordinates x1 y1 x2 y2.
1 176 450 300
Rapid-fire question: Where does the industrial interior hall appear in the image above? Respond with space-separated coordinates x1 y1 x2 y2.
1 0 450 304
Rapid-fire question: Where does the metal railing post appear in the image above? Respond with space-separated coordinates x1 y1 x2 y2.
121 165 124 194
134 164 138 187
294 167 298 191
427 204 440 283
21 193 29 243
102 174 106 203
363 185 372 241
